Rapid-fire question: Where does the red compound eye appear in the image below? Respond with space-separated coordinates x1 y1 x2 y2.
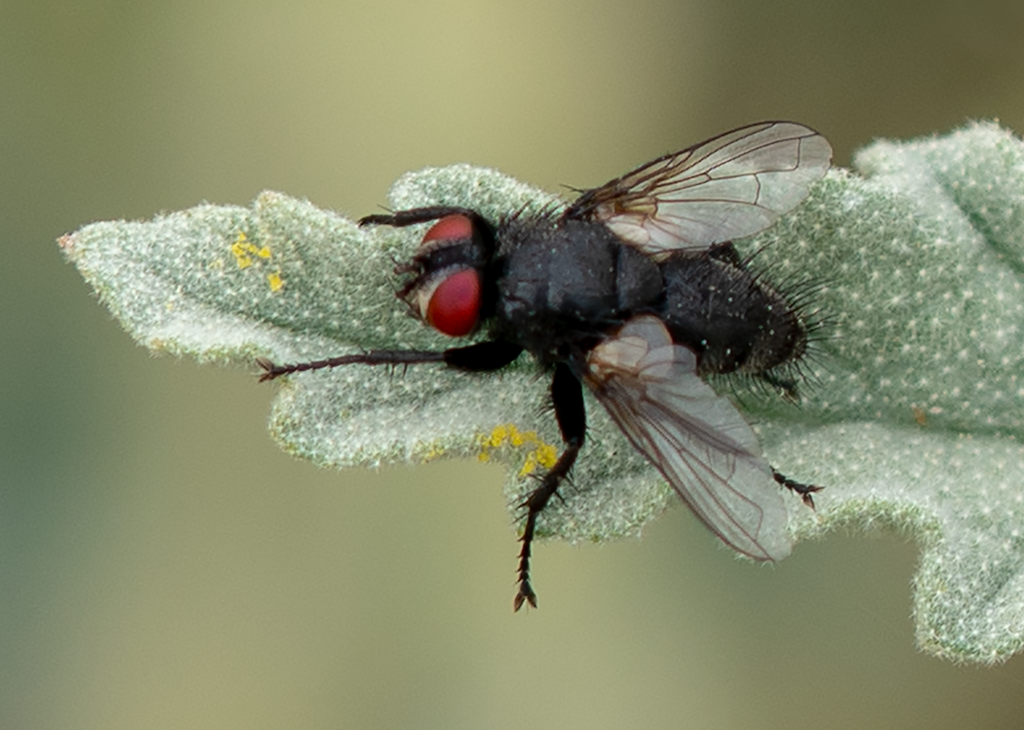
423 214 473 244
425 268 481 337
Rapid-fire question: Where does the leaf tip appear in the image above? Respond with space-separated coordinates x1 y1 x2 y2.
57 232 77 257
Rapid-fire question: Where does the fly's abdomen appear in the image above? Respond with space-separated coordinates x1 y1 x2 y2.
660 255 806 376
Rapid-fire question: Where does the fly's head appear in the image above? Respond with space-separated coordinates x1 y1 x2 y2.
396 213 495 338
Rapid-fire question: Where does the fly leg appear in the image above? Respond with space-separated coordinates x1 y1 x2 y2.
257 340 523 381
257 350 444 381
514 362 586 611
772 468 823 509
358 206 493 230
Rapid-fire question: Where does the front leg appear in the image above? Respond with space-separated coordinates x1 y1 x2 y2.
514 362 586 611
358 206 492 230
257 340 523 381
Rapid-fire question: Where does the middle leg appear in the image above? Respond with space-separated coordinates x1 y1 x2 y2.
514 362 587 611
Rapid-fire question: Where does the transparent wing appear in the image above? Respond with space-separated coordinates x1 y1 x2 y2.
583 315 791 561
565 121 831 258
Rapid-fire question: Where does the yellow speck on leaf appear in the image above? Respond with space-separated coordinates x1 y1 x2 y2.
488 424 509 446
477 423 558 477
267 272 284 292
231 231 273 270
421 443 447 462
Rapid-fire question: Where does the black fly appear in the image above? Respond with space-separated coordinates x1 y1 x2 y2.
257 121 831 610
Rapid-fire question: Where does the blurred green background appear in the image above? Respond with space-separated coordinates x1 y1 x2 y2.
5 1 1024 727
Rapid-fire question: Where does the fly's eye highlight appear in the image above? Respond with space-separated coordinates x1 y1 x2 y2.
423 267 481 337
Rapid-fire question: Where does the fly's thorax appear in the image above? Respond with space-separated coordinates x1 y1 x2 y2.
490 217 662 354
658 253 807 377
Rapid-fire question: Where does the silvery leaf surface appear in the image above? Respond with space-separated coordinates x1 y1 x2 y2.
61 123 1024 663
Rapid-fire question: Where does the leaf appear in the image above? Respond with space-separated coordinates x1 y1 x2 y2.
60 123 1024 663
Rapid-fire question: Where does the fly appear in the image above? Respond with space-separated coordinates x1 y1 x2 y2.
257 121 832 609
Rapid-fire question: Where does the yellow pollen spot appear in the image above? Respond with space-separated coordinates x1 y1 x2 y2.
267 272 284 292
231 231 273 270
422 443 447 462
488 425 509 447
477 423 558 477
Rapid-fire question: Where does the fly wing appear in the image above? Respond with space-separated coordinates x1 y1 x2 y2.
564 122 831 258
583 315 791 561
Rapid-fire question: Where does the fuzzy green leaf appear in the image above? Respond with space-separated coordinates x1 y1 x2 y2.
61 123 1024 663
